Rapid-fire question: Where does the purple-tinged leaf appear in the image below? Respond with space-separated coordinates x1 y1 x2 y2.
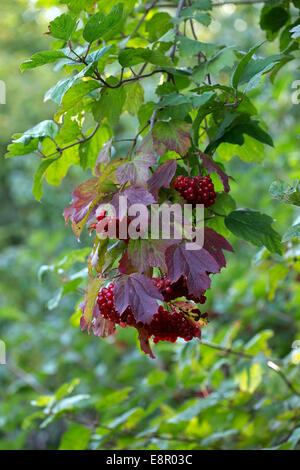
203 227 234 269
127 239 175 273
152 120 191 156
136 133 155 157
114 273 163 324
116 152 156 185
118 250 136 275
95 139 113 175
165 243 220 297
200 153 231 193
111 185 155 213
148 159 177 199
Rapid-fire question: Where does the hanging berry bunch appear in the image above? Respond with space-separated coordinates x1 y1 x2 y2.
10 0 282 359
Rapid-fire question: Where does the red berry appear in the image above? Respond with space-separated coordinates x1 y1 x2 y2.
173 174 216 208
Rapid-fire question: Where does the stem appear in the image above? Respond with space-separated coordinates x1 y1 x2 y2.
131 0 159 37
200 339 300 397
170 0 185 61
45 123 100 159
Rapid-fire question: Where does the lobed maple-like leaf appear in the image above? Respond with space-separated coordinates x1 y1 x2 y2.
200 153 231 193
116 152 156 185
152 120 191 156
165 242 220 297
203 227 234 268
147 159 177 199
114 273 163 324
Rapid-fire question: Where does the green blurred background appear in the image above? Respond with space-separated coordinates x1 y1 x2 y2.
0 0 300 450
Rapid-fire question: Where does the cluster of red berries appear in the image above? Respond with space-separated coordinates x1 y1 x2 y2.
97 283 201 344
174 174 216 207
153 275 206 304
149 306 201 343
90 210 130 243
97 283 135 325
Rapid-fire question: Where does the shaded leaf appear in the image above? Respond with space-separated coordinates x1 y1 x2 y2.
147 159 177 199
32 157 58 201
225 209 282 254
165 243 220 297
114 273 163 323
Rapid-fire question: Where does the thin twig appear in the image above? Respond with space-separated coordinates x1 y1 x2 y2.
200 339 300 397
45 123 100 159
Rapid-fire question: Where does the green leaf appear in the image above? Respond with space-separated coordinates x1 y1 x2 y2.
32 157 57 201
83 3 124 42
5 138 39 158
44 64 94 104
13 120 59 145
145 12 173 42
45 146 80 186
125 82 144 116
234 361 263 393
225 209 283 254
84 277 103 323
244 330 273 355
290 24 300 40
55 378 80 401
118 47 172 67
178 36 217 57
96 387 133 411
59 80 99 112
267 265 289 301
282 223 300 242
217 134 265 163
93 83 126 126
79 124 112 170
269 179 300 206
49 13 78 40
260 6 289 35
59 424 91 450
231 41 264 89
85 45 113 64
20 50 67 71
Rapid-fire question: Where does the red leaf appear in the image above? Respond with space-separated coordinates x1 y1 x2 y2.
137 325 155 359
63 177 100 239
203 227 234 269
147 160 177 199
200 153 230 193
114 273 163 324
63 177 98 224
165 243 220 297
